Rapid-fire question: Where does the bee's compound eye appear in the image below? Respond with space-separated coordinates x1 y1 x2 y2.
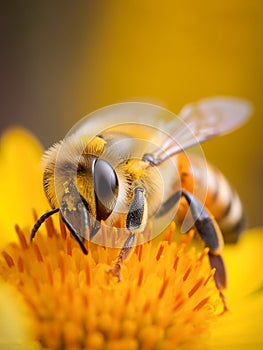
93 158 118 220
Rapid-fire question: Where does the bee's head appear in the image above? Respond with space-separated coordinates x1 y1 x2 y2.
43 131 123 244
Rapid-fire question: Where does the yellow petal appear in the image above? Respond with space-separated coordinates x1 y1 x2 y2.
223 228 263 298
0 283 41 350
0 128 47 248
208 228 263 349
208 292 263 350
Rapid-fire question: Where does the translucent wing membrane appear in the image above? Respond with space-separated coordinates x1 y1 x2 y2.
146 97 253 165
180 96 252 139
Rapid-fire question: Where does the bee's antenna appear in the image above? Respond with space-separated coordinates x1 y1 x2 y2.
31 208 60 241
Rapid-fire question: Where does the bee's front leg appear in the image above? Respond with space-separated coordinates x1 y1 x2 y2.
107 187 147 281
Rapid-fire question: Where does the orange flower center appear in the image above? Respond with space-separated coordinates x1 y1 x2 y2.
0 216 225 350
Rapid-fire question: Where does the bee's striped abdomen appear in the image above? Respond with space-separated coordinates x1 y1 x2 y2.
173 153 245 243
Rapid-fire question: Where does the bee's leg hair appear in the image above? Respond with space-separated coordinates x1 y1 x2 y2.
58 180 91 255
106 233 135 281
107 187 146 281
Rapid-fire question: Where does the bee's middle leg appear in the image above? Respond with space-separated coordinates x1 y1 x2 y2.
107 187 147 281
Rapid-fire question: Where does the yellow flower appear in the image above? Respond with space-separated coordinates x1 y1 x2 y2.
0 128 263 350
0 283 41 350
0 128 47 248
208 228 263 350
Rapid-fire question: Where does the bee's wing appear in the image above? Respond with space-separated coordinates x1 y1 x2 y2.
145 97 253 165
179 96 252 140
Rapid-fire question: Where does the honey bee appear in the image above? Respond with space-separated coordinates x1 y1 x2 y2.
31 97 252 307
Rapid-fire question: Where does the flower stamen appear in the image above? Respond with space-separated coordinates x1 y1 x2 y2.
0 216 226 349
34 243 43 262
2 251 15 268
183 266 192 281
193 296 210 311
137 267 144 287
156 243 165 261
158 277 169 299
188 278 204 298
15 224 29 250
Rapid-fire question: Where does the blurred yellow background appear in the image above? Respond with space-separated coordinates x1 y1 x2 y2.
1 1 262 227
